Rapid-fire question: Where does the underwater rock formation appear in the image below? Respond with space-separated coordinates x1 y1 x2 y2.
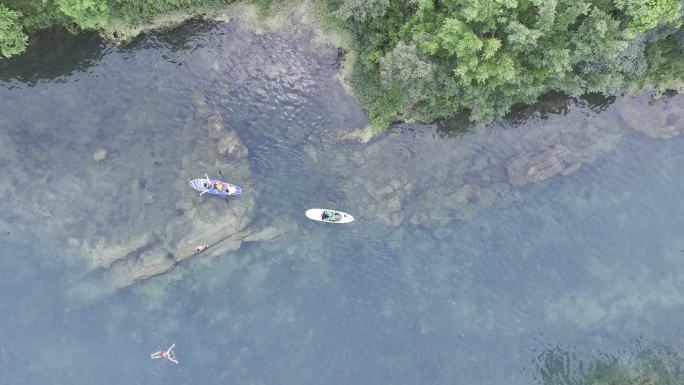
504 117 622 186
0 16 337 304
64 89 281 303
313 99 624 233
0 78 287 304
207 114 248 158
507 144 579 186
358 178 410 227
618 93 684 139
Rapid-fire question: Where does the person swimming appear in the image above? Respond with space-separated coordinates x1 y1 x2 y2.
150 343 178 365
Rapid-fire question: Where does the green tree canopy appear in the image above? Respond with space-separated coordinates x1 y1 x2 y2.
326 0 684 126
614 0 682 33
1 0 683 128
0 4 28 58
56 0 110 29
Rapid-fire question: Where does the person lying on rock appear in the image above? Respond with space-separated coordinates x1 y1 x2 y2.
195 244 209 253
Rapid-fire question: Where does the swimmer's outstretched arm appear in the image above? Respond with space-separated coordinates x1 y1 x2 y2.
167 343 179 364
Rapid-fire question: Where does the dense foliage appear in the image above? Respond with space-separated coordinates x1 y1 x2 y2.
322 0 684 125
0 0 239 57
0 4 27 58
1 0 683 126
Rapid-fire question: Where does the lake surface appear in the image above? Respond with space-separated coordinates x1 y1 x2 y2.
1 18 684 385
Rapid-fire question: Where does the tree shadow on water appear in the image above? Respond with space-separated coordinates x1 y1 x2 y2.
505 92 616 126
0 19 223 85
0 28 108 85
531 340 684 385
435 92 617 138
435 110 476 138
122 18 222 53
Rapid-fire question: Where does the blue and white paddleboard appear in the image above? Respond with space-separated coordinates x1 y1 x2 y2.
190 176 241 196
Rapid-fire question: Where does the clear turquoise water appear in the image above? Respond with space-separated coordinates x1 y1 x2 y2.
1 21 684 385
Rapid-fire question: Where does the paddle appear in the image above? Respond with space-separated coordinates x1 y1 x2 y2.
218 169 231 203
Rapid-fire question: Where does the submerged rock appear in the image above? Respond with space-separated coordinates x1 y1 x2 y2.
504 117 622 186
217 128 249 158
52 92 270 303
314 98 627 235
207 112 248 158
618 93 684 139
507 144 580 186
86 233 159 269
207 115 224 139
359 178 410 226
244 226 282 243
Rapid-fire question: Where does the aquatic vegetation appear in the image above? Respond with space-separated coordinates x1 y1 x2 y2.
534 341 684 385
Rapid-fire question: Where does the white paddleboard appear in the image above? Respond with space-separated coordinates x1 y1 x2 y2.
306 209 354 224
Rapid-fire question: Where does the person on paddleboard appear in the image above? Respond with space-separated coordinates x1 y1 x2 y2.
150 343 178 364
321 210 342 222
